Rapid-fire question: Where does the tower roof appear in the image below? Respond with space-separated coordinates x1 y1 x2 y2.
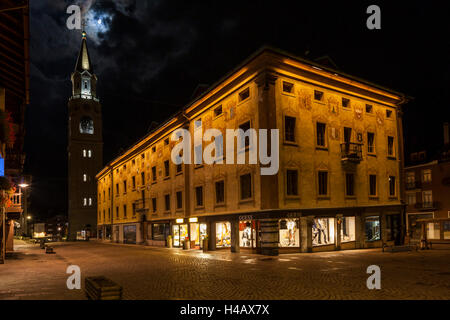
74 31 93 73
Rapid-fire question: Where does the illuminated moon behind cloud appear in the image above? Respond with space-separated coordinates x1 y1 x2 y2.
83 10 112 43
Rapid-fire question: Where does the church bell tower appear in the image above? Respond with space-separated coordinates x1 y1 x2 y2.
68 31 103 240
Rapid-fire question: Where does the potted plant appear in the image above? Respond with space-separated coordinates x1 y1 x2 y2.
167 235 172 248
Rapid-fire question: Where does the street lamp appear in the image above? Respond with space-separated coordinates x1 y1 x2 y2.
19 183 30 237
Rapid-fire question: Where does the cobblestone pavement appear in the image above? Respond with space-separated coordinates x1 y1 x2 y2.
1 241 450 300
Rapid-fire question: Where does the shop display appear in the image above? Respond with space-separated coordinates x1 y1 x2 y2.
312 218 335 246
190 223 199 246
173 225 180 247
216 222 231 248
427 222 440 239
152 223 168 241
365 216 380 241
199 223 207 248
239 221 253 247
340 216 356 243
279 219 300 247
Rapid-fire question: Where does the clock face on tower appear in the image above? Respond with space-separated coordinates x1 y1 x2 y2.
79 116 94 134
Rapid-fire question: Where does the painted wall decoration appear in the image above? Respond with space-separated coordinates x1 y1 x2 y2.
376 111 384 127
327 96 339 115
298 89 312 111
354 104 363 120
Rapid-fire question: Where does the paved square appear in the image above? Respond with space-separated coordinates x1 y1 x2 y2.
1 241 450 299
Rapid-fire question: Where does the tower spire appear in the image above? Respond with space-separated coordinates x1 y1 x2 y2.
74 28 93 73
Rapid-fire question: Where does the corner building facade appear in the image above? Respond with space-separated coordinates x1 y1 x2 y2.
96 48 407 254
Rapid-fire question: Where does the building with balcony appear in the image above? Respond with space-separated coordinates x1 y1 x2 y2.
96 47 407 255
404 123 450 242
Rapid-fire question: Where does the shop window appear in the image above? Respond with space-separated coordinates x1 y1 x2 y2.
312 218 335 246
386 214 401 242
164 194 171 211
367 132 375 154
176 191 182 209
279 219 300 247
215 180 225 204
444 221 450 240
345 173 355 196
239 220 256 248
365 216 380 241
369 175 377 196
195 186 203 207
427 222 440 239
340 217 356 243
318 171 328 196
286 170 298 196
152 223 169 241
216 222 231 248
408 213 433 239
316 122 326 147
240 173 252 200
284 116 296 142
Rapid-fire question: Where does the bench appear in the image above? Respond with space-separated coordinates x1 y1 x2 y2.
428 240 450 249
85 276 123 300
382 243 418 252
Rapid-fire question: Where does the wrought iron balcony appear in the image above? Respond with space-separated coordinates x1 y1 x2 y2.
340 143 363 163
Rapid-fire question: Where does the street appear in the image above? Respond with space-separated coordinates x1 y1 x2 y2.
1 241 450 300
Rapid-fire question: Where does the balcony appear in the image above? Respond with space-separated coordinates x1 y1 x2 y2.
406 181 421 190
414 201 440 210
340 143 363 163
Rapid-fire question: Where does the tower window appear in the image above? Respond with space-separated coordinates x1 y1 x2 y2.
88 198 92 206
88 150 92 158
83 149 87 157
83 198 87 206
83 174 87 182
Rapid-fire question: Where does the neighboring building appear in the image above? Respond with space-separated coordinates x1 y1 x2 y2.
67 31 103 240
45 215 68 241
404 123 450 241
96 47 407 255
0 1 30 262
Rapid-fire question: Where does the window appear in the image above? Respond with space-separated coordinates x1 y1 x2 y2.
365 216 381 241
195 186 203 207
164 138 169 146
83 149 87 157
284 116 296 142
389 176 396 196
141 153 145 159
123 205 127 218
123 180 127 193
103 191 105 202
387 136 395 157
176 191 182 209
152 198 157 213
240 174 252 200
282 81 294 93
318 171 328 196
152 166 157 181
365 104 373 113
369 175 377 196
314 90 323 101
216 222 231 248
132 159 135 166
83 198 87 206
116 183 119 194
176 163 182 173
88 150 92 158
422 169 432 183
423 190 433 207
132 176 136 189
141 172 145 185
341 217 356 243
132 203 136 217
79 117 94 134
367 132 375 153
386 109 392 118
164 160 170 177
152 146 156 153
279 219 300 247
316 122 326 147
345 173 354 196
239 121 251 148
312 218 335 246
427 222 440 239
342 98 350 108
215 180 225 204
116 207 119 218
214 105 222 117
407 193 416 205
83 174 87 182
238 87 250 102
286 170 298 196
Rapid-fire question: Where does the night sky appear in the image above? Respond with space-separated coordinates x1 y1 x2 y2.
25 1 450 220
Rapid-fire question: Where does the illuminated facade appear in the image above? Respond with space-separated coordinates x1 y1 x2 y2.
68 32 103 240
97 47 407 254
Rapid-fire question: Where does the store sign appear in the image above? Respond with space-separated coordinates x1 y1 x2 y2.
176 218 184 224
189 217 198 223
239 215 253 221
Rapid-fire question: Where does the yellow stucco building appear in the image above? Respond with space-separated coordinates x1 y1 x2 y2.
96 47 407 255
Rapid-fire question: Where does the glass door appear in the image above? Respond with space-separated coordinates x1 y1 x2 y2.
173 225 180 247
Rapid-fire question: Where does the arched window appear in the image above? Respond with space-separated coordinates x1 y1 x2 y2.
79 116 94 134
83 149 87 157
83 174 87 182
88 150 92 158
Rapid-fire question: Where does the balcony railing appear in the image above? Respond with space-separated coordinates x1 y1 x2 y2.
414 201 440 210
340 143 363 163
406 181 421 190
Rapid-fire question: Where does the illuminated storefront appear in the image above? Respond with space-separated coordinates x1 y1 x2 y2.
279 218 299 247
173 220 188 247
312 218 335 246
340 216 356 243
239 220 257 249
216 221 231 248
365 216 381 241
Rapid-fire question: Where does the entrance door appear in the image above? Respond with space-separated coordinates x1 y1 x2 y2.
190 223 200 248
173 225 180 247
199 223 207 248
387 214 402 245
123 225 136 244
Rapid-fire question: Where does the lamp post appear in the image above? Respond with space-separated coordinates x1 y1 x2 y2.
18 183 29 237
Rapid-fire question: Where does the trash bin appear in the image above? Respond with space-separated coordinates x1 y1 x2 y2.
183 239 190 250
202 238 208 252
